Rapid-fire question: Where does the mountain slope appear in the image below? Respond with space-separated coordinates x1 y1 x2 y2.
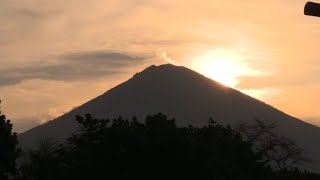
19 64 320 172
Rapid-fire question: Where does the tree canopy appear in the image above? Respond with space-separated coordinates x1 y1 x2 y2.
16 113 320 180
0 109 20 179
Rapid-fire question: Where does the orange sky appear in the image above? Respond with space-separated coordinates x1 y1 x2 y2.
1 0 320 132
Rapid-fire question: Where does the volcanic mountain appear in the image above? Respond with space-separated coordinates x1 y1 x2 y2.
19 64 320 172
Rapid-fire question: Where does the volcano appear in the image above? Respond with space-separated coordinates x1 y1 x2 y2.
19 64 320 172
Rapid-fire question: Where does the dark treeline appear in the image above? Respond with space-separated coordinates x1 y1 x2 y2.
1 112 320 180
0 113 20 180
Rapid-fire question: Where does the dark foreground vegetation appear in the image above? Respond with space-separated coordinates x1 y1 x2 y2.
1 110 320 180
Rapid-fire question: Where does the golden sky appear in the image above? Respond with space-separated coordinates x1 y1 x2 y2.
1 0 320 132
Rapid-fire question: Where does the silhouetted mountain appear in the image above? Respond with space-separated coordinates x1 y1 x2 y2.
19 64 320 173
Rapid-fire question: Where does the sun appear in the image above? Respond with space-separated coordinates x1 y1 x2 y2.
190 48 275 101
191 49 257 88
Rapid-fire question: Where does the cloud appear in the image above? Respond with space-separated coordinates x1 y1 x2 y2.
62 51 142 65
305 117 320 128
11 117 40 133
0 51 146 86
236 69 320 90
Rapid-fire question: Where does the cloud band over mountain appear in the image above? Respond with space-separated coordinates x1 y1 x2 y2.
0 51 146 86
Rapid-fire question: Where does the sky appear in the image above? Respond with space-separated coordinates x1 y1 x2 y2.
1 0 320 132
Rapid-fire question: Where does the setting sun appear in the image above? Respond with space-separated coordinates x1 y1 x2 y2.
191 49 260 88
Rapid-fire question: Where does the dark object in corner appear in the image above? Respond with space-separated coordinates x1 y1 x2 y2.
305 2 320 17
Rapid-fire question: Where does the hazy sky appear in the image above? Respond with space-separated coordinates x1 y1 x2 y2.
1 0 320 132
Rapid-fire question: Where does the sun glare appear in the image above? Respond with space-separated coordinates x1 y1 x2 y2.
191 49 260 88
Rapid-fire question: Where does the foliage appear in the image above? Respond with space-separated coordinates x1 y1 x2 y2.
16 113 320 180
17 138 65 180
0 104 20 179
59 114 265 180
237 118 305 171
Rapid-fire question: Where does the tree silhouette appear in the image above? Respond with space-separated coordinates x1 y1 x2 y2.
17 138 64 180
236 118 305 171
0 101 20 180
56 114 267 180
16 113 320 180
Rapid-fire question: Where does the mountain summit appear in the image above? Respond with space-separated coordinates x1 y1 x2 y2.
19 64 320 172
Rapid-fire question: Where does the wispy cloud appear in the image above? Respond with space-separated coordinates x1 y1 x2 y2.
0 51 146 86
